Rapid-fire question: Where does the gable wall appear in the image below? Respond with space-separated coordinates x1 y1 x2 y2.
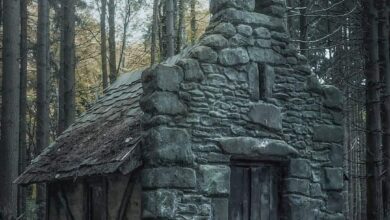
48 175 141 220
140 0 344 219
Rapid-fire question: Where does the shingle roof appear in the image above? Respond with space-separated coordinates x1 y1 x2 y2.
15 70 144 184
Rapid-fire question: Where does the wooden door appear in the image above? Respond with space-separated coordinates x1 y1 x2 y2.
86 179 108 220
229 163 280 220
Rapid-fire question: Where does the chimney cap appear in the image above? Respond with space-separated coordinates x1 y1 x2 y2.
210 0 256 14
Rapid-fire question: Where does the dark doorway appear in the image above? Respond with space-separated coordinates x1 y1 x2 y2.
229 161 281 220
86 179 108 220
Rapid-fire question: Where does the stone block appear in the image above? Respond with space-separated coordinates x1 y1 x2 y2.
247 102 282 130
258 5 286 18
306 74 322 93
271 31 289 42
254 27 271 39
331 111 344 125
213 22 236 37
177 203 197 215
313 125 344 143
229 34 255 47
287 56 298 65
140 92 187 115
322 85 343 111
142 167 196 189
210 0 255 14
322 213 345 220
198 165 230 195
215 137 298 157
310 183 323 198
146 126 194 165
142 64 183 92
236 24 253 36
284 195 323 220
255 0 285 7
295 64 312 75
212 198 229 220
259 64 275 99
143 189 178 218
200 34 228 49
247 47 285 64
255 39 272 48
212 8 285 32
219 47 250 66
285 178 310 195
289 159 311 178
222 67 247 82
327 191 344 213
177 59 204 82
190 46 218 63
247 62 260 100
323 168 343 191
329 145 343 167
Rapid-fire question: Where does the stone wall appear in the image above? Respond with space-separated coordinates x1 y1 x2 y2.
140 0 344 219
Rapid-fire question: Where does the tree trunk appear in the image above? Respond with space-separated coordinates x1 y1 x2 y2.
190 0 196 44
100 0 108 90
299 0 308 56
151 0 159 64
36 0 50 217
379 0 390 217
165 0 175 57
108 0 117 82
117 0 131 74
0 0 21 218
363 0 384 219
59 0 76 133
58 2 65 133
176 0 184 53
19 0 28 217
0 0 2 27
159 2 166 58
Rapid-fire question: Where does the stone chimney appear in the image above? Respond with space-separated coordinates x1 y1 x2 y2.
209 0 287 32
140 0 345 219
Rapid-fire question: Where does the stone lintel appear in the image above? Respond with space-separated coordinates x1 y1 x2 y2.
215 137 298 158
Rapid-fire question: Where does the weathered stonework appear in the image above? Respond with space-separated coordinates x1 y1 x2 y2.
139 0 345 219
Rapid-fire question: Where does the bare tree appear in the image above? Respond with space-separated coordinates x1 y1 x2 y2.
363 0 384 219
108 0 117 82
0 0 21 218
101 0 108 89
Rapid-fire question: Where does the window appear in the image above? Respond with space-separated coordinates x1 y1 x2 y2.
229 161 280 220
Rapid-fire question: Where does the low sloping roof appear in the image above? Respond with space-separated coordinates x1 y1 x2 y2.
16 70 144 184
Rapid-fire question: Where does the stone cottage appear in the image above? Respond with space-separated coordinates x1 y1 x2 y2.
16 0 345 219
